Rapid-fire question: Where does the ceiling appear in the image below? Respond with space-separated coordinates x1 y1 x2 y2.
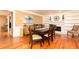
28 10 69 15
0 10 11 16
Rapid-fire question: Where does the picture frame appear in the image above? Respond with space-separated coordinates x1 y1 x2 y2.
25 16 33 24
53 16 60 21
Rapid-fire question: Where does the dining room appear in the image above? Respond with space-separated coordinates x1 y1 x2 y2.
0 10 79 49
11 10 79 49
0 0 79 59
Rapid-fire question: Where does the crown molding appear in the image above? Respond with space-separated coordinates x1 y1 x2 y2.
16 10 43 16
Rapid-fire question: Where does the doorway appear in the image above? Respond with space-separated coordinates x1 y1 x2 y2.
0 10 13 39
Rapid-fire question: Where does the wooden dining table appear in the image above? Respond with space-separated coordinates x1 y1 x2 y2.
31 27 49 38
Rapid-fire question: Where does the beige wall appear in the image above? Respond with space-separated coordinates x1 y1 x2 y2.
15 10 43 36
15 10 43 26
0 16 7 31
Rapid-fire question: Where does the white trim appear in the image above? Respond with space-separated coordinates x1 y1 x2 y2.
13 11 21 37
17 10 43 16
13 10 16 37
7 16 9 33
12 11 24 37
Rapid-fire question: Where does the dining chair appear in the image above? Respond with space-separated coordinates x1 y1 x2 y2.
33 24 44 30
67 25 79 38
49 24 56 39
28 26 43 49
77 28 79 37
44 24 56 45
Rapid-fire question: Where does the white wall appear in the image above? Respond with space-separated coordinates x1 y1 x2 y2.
62 11 79 34
43 13 64 34
43 11 79 34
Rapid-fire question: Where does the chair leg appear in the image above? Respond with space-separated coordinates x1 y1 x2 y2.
53 33 55 39
41 39 44 44
48 39 50 45
51 35 53 41
72 34 74 38
30 41 33 49
40 40 42 47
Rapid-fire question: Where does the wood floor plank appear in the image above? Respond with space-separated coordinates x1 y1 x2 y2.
0 32 79 49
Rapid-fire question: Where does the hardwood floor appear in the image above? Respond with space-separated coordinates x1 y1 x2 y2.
0 32 79 49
